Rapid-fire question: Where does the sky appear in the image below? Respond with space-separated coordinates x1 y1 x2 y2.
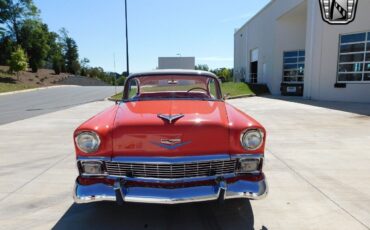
34 0 270 73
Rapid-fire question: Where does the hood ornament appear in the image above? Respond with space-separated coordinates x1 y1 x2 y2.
157 114 184 124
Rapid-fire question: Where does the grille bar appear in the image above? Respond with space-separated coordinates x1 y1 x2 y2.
105 159 237 179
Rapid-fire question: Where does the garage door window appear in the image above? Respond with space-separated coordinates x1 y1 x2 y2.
338 32 370 82
283 50 305 83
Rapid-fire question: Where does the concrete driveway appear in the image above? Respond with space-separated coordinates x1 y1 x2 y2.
0 97 369 230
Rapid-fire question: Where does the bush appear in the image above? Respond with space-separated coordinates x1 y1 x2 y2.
70 60 81 75
9 47 28 80
80 68 87 76
211 68 233 82
116 76 126 86
52 54 64 75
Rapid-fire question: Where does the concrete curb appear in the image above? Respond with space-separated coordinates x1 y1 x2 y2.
0 85 80 96
228 94 256 99
107 97 120 102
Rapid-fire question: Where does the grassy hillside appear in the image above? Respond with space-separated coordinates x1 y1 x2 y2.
0 66 70 93
0 66 110 93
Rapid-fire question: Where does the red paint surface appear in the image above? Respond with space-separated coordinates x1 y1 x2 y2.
113 100 229 156
74 100 266 158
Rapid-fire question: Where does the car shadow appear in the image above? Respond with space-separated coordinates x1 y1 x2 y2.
260 95 370 116
52 199 255 230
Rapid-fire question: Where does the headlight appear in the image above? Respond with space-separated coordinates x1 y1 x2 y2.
75 131 100 153
240 129 264 150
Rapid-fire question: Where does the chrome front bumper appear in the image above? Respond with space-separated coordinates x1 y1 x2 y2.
73 175 268 204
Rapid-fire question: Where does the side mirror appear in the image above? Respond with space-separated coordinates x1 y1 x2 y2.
223 93 231 100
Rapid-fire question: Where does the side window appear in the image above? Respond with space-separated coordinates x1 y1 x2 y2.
128 79 139 99
208 79 218 99
338 32 369 82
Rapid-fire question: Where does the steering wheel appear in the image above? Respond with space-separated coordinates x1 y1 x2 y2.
186 87 208 93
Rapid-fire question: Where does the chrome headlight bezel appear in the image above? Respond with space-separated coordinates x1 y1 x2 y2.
75 131 101 153
240 129 264 150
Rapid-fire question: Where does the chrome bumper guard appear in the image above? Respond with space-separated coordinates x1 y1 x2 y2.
73 175 268 204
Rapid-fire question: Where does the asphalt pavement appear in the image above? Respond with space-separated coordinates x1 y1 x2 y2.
0 86 119 125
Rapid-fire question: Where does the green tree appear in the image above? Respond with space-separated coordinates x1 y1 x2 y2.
9 45 27 80
121 71 128 78
0 27 5 37
211 68 233 82
0 36 15 65
61 33 80 74
87 66 104 78
84 66 115 85
19 19 50 72
46 31 64 74
80 57 89 76
51 54 63 74
69 59 80 75
116 76 126 86
80 57 89 68
195 64 209 71
0 0 39 42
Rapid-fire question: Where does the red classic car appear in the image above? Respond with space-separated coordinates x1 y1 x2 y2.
73 70 267 204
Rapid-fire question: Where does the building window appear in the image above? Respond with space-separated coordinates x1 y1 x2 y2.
283 50 305 83
338 32 370 83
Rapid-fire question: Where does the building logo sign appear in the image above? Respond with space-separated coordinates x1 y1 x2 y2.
319 0 359 25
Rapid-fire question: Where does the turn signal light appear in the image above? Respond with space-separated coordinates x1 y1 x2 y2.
238 159 261 173
81 162 104 175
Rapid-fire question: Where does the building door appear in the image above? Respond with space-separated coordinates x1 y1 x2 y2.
250 61 258 83
281 50 305 96
250 48 259 83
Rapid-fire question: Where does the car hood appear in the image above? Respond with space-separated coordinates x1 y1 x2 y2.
112 100 230 157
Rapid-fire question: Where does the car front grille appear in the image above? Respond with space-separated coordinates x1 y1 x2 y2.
105 159 237 179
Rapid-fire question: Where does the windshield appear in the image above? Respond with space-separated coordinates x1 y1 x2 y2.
123 75 222 101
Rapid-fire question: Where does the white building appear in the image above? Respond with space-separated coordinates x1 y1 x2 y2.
234 0 370 102
158 57 195 70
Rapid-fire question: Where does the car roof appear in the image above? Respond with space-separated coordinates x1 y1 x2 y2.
128 69 219 79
